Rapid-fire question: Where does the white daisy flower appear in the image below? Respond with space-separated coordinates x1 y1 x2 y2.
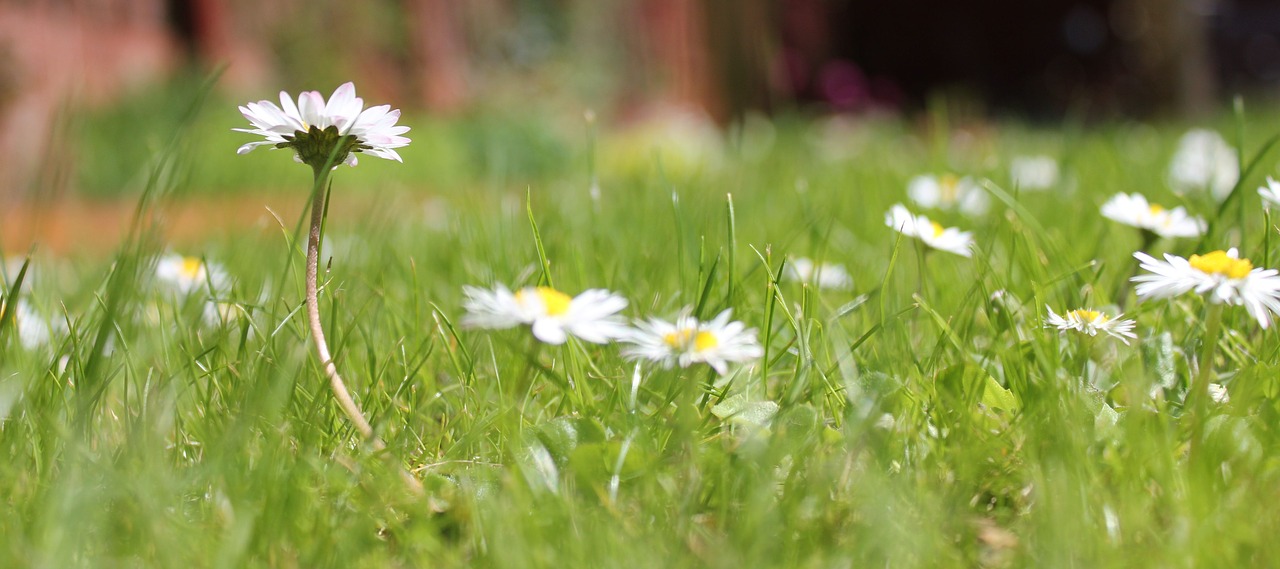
2 257 34 292
1208 383 1230 404
907 174 989 216
156 254 229 295
234 82 411 168
1100 193 1205 238
884 203 974 257
1 298 56 350
1009 155 1059 190
785 257 853 290
461 284 629 345
622 309 762 375
1044 306 1137 344
1168 129 1238 200
1132 248 1280 328
1258 176 1280 209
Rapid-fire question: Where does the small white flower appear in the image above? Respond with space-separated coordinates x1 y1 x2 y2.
1044 306 1137 344
461 284 629 345
1100 193 1205 238
1009 155 1059 190
235 82 411 167
1208 383 1230 404
1258 176 1280 209
785 257 853 290
885 203 974 257
623 308 762 375
156 254 229 295
907 174 989 216
1 298 58 350
1169 129 1238 200
1132 248 1280 328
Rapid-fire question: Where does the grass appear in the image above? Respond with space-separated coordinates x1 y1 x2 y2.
5 85 1280 567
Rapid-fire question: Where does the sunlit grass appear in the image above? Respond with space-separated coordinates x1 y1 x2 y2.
5 84 1280 567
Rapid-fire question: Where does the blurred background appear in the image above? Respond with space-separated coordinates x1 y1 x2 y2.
1 0 1278 248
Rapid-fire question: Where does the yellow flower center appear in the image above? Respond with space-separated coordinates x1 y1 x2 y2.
693 330 718 351
518 287 572 316
663 328 718 352
940 174 959 203
930 221 945 238
1069 309 1104 322
1189 250 1253 280
663 329 691 348
180 257 204 280
1148 204 1164 215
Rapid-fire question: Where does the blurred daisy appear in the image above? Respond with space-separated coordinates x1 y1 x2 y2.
1 298 54 350
623 309 762 375
1009 155 1059 190
1208 383 1230 404
1168 129 1238 200
156 254 229 295
885 203 974 257
234 82 410 168
907 174 989 216
462 284 628 345
1045 306 1136 344
1132 248 1280 328
602 105 723 177
1 257 34 291
1100 193 1205 238
785 257 853 290
1258 176 1280 209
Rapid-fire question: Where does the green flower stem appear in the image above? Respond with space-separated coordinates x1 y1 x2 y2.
306 165 377 444
1075 333 1096 392
564 341 593 412
1188 302 1225 466
306 164 422 494
916 245 930 297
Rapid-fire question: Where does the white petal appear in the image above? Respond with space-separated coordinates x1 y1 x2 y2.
532 319 568 344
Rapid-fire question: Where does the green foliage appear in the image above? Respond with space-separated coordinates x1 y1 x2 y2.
11 92 1280 567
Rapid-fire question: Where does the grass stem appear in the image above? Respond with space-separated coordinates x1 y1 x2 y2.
1187 302 1224 468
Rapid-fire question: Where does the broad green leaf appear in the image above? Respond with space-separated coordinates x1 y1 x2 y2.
980 374 1020 412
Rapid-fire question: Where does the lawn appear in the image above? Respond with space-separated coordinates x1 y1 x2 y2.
3 82 1280 568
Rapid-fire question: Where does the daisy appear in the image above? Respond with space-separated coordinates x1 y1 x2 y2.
1132 248 1280 328
461 284 629 345
234 82 411 168
623 309 762 375
2 257 34 291
885 203 974 257
1208 383 1230 404
1009 155 1060 190
155 253 229 295
1 298 55 350
1100 193 1205 238
785 257 853 290
1044 306 1137 344
1258 176 1280 209
1168 129 1238 200
907 174 989 216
